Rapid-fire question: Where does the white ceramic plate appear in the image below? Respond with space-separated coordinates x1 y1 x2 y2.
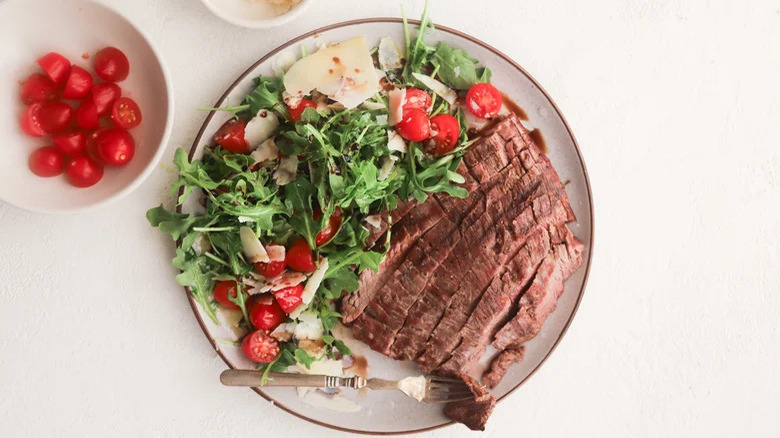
181 19 593 434
0 0 173 214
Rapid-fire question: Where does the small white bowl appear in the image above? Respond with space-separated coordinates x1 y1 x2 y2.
200 0 312 29
0 0 173 215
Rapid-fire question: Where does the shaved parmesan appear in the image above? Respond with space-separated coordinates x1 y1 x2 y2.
217 309 248 341
412 72 458 105
377 36 404 71
388 88 406 126
290 258 328 318
387 129 407 153
283 37 380 109
378 155 398 181
266 244 286 262
282 91 303 109
244 111 279 150
249 137 279 164
375 114 388 126
361 101 386 111
294 311 324 340
273 155 298 186
272 50 297 76
364 214 384 229
239 226 269 263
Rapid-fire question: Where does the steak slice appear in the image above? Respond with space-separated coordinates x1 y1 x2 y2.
482 346 525 389
443 375 496 431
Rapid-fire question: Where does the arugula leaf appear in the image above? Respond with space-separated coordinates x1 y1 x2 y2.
245 76 287 118
333 339 352 356
172 247 219 324
257 342 297 384
294 348 318 369
431 43 480 90
402 0 436 84
477 67 492 83
147 206 202 240
284 176 318 248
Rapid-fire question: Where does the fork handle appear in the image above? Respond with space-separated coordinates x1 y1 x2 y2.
220 370 364 388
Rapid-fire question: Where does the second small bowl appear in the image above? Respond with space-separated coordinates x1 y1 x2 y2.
200 0 313 29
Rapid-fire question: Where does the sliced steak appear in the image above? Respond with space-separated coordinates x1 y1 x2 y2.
362 211 391 249
443 374 496 431
482 346 526 389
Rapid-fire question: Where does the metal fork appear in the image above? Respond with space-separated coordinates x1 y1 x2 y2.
220 370 474 404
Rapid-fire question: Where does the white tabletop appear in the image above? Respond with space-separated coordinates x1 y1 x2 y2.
1 0 779 436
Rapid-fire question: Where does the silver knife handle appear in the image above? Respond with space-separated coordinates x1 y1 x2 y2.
220 370 366 389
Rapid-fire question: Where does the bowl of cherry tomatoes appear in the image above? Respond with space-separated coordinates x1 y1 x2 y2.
0 0 173 214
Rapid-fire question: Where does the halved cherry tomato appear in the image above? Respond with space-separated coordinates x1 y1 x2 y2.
62 65 93 100
248 294 287 331
37 101 72 134
75 98 99 129
92 83 122 116
289 99 317 122
111 97 142 129
286 238 316 273
429 114 460 155
28 146 64 177
241 330 280 363
465 83 503 118
37 52 71 85
315 207 342 246
52 131 87 155
65 155 104 188
94 128 135 166
395 108 431 142
213 280 240 311
273 284 304 314
402 88 432 113
254 260 286 278
20 103 46 137
21 73 58 104
94 47 130 82
214 118 249 153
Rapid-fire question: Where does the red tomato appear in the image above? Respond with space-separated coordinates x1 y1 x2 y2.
20 103 46 137
402 88 432 113
65 155 104 188
213 280 241 311
289 99 317 122
465 83 503 118
92 83 122 116
429 114 460 155
94 128 135 166
214 118 249 153
37 52 71 85
94 47 130 82
286 238 316 273
28 146 64 177
241 330 280 364
21 73 58 104
75 98 99 129
37 101 72 134
254 260 286 278
62 65 93 100
315 207 342 246
395 108 431 142
52 131 87 155
273 285 304 314
248 294 287 331
110 97 142 129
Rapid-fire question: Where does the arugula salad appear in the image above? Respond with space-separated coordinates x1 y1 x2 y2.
147 2 503 384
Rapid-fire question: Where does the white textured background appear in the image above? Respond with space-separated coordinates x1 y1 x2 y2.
1 0 779 436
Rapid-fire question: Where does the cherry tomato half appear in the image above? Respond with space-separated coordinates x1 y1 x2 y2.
241 330 280 364
75 98 100 130
395 108 431 142
289 98 318 122
94 128 135 166
21 73 58 105
254 260 286 278
402 88 432 113
37 101 72 134
286 238 316 273
111 97 142 130
214 118 249 154
37 52 71 85
92 83 122 116
65 155 104 188
62 65 93 100
28 146 64 177
315 207 342 246
20 103 46 137
273 284 304 314
213 280 240 311
94 47 130 82
465 83 503 118
429 114 460 155
52 131 87 155
248 294 287 331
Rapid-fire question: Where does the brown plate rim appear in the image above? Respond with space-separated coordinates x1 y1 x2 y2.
177 17 594 435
